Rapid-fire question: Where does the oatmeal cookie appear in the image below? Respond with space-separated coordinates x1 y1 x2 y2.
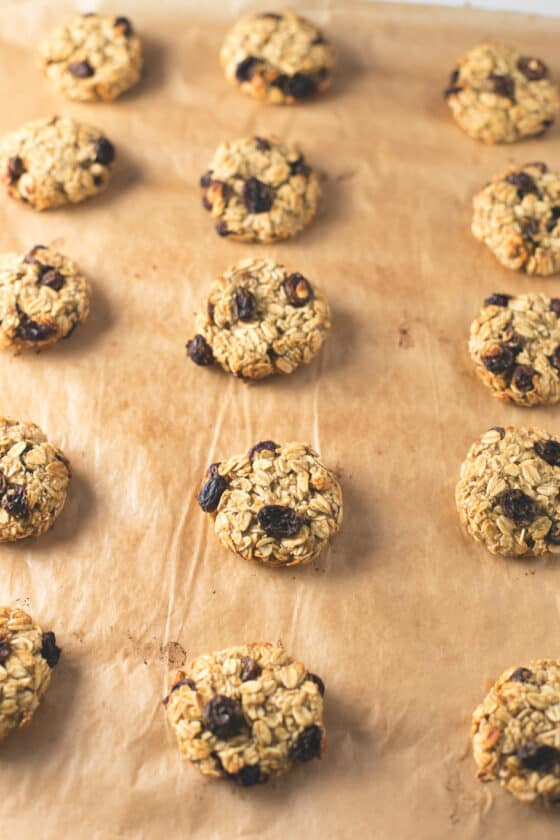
469 292 560 406
38 13 142 102
455 425 560 557
444 42 559 143
164 643 325 786
197 441 343 567
472 162 560 276
220 11 334 105
0 245 90 350
0 418 71 542
0 606 60 741
186 258 330 379
200 136 320 242
472 659 560 804
0 116 115 210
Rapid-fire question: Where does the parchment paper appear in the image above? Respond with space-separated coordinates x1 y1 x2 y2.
2 1 560 837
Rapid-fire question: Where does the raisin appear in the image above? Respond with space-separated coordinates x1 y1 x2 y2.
186 334 214 366
506 172 538 197
287 73 317 99
197 474 228 513
551 346 560 371
306 672 325 696
38 269 65 291
525 534 535 549
547 206 560 233
527 161 548 173
239 656 262 682
522 217 540 239
483 294 511 307
290 155 311 177
242 177 273 213
481 344 514 374
449 69 460 86
232 288 257 322
68 60 95 78
312 35 325 45
0 472 5 496
40 631 61 667
490 426 505 438
200 170 213 188
255 137 270 151
0 638 11 665
7 156 24 183
236 56 261 82
163 676 196 705
496 489 536 524
291 725 323 762
94 138 115 165
257 505 303 538
517 742 560 772
260 12 282 18
114 16 133 36
247 440 279 460
512 365 536 392
517 56 549 81
509 667 533 683
215 221 230 237
24 245 46 265
534 439 560 467
506 334 524 356
206 462 220 478
546 521 560 545
232 764 262 787
203 695 244 739
2 485 28 519
283 273 314 307
207 301 215 323
489 73 514 100
443 85 463 98
15 314 56 342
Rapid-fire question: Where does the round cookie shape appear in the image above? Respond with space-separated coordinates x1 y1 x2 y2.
0 418 71 542
0 246 91 351
164 643 325 785
0 606 60 741
469 292 560 406
0 116 115 211
200 136 320 242
220 11 334 105
197 441 343 567
38 13 143 102
472 659 560 804
444 42 559 144
455 425 560 558
472 162 560 276
186 258 330 379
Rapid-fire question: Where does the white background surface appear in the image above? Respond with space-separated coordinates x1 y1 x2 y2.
383 0 560 15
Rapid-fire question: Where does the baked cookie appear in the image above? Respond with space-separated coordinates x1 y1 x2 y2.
164 643 325 786
186 258 330 379
444 42 559 143
0 245 90 350
469 292 560 406
472 659 560 804
472 162 560 276
0 606 60 741
220 11 334 105
200 136 320 242
38 13 143 102
455 425 560 557
0 418 71 542
0 116 115 211
197 441 343 567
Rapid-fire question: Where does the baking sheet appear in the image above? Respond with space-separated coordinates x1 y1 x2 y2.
2 1 560 837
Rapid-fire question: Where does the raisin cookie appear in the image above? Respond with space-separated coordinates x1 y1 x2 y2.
200 136 320 242
164 643 325 786
444 42 559 144
0 606 60 741
0 245 90 351
469 292 560 406
0 418 71 542
472 659 560 804
0 116 115 210
186 258 330 379
455 425 560 557
220 11 334 105
38 13 143 102
197 441 343 567
472 162 560 276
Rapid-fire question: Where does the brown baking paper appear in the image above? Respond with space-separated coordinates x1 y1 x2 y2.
2 1 560 837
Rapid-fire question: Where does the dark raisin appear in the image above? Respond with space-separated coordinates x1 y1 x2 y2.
509 667 533 683
23 245 46 265
255 137 270 151
239 656 262 682
200 170 213 188
506 334 524 356
1 485 28 519
287 73 317 99
232 764 262 787
490 426 506 438
236 56 261 82
257 505 303 538
232 288 257 322
163 676 196 704
186 334 214 366
215 221 230 237
547 206 560 233
506 172 538 197
206 462 220 478
484 294 511 307
203 695 244 739
0 472 5 496
306 673 325 696
518 742 560 772
290 155 311 177
15 314 56 342
283 273 314 307
449 69 459 86
7 156 24 183
94 138 115 165
527 161 548 173
68 60 94 78
40 632 61 667
247 440 279 460
481 344 514 374
0 638 11 664
546 521 560 545
534 439 560 467
512 365 536 392
517 56 549 81
489 73 515 100
551 346 560 371
522 217 540 239
114 15 133 36
38 269 65 292
291 725 323 762
242 177 273 214
496 489 536 524
443 84 463 98
93 174 103 187
197 474 228 513
525 534 535 549
312 35 325 45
